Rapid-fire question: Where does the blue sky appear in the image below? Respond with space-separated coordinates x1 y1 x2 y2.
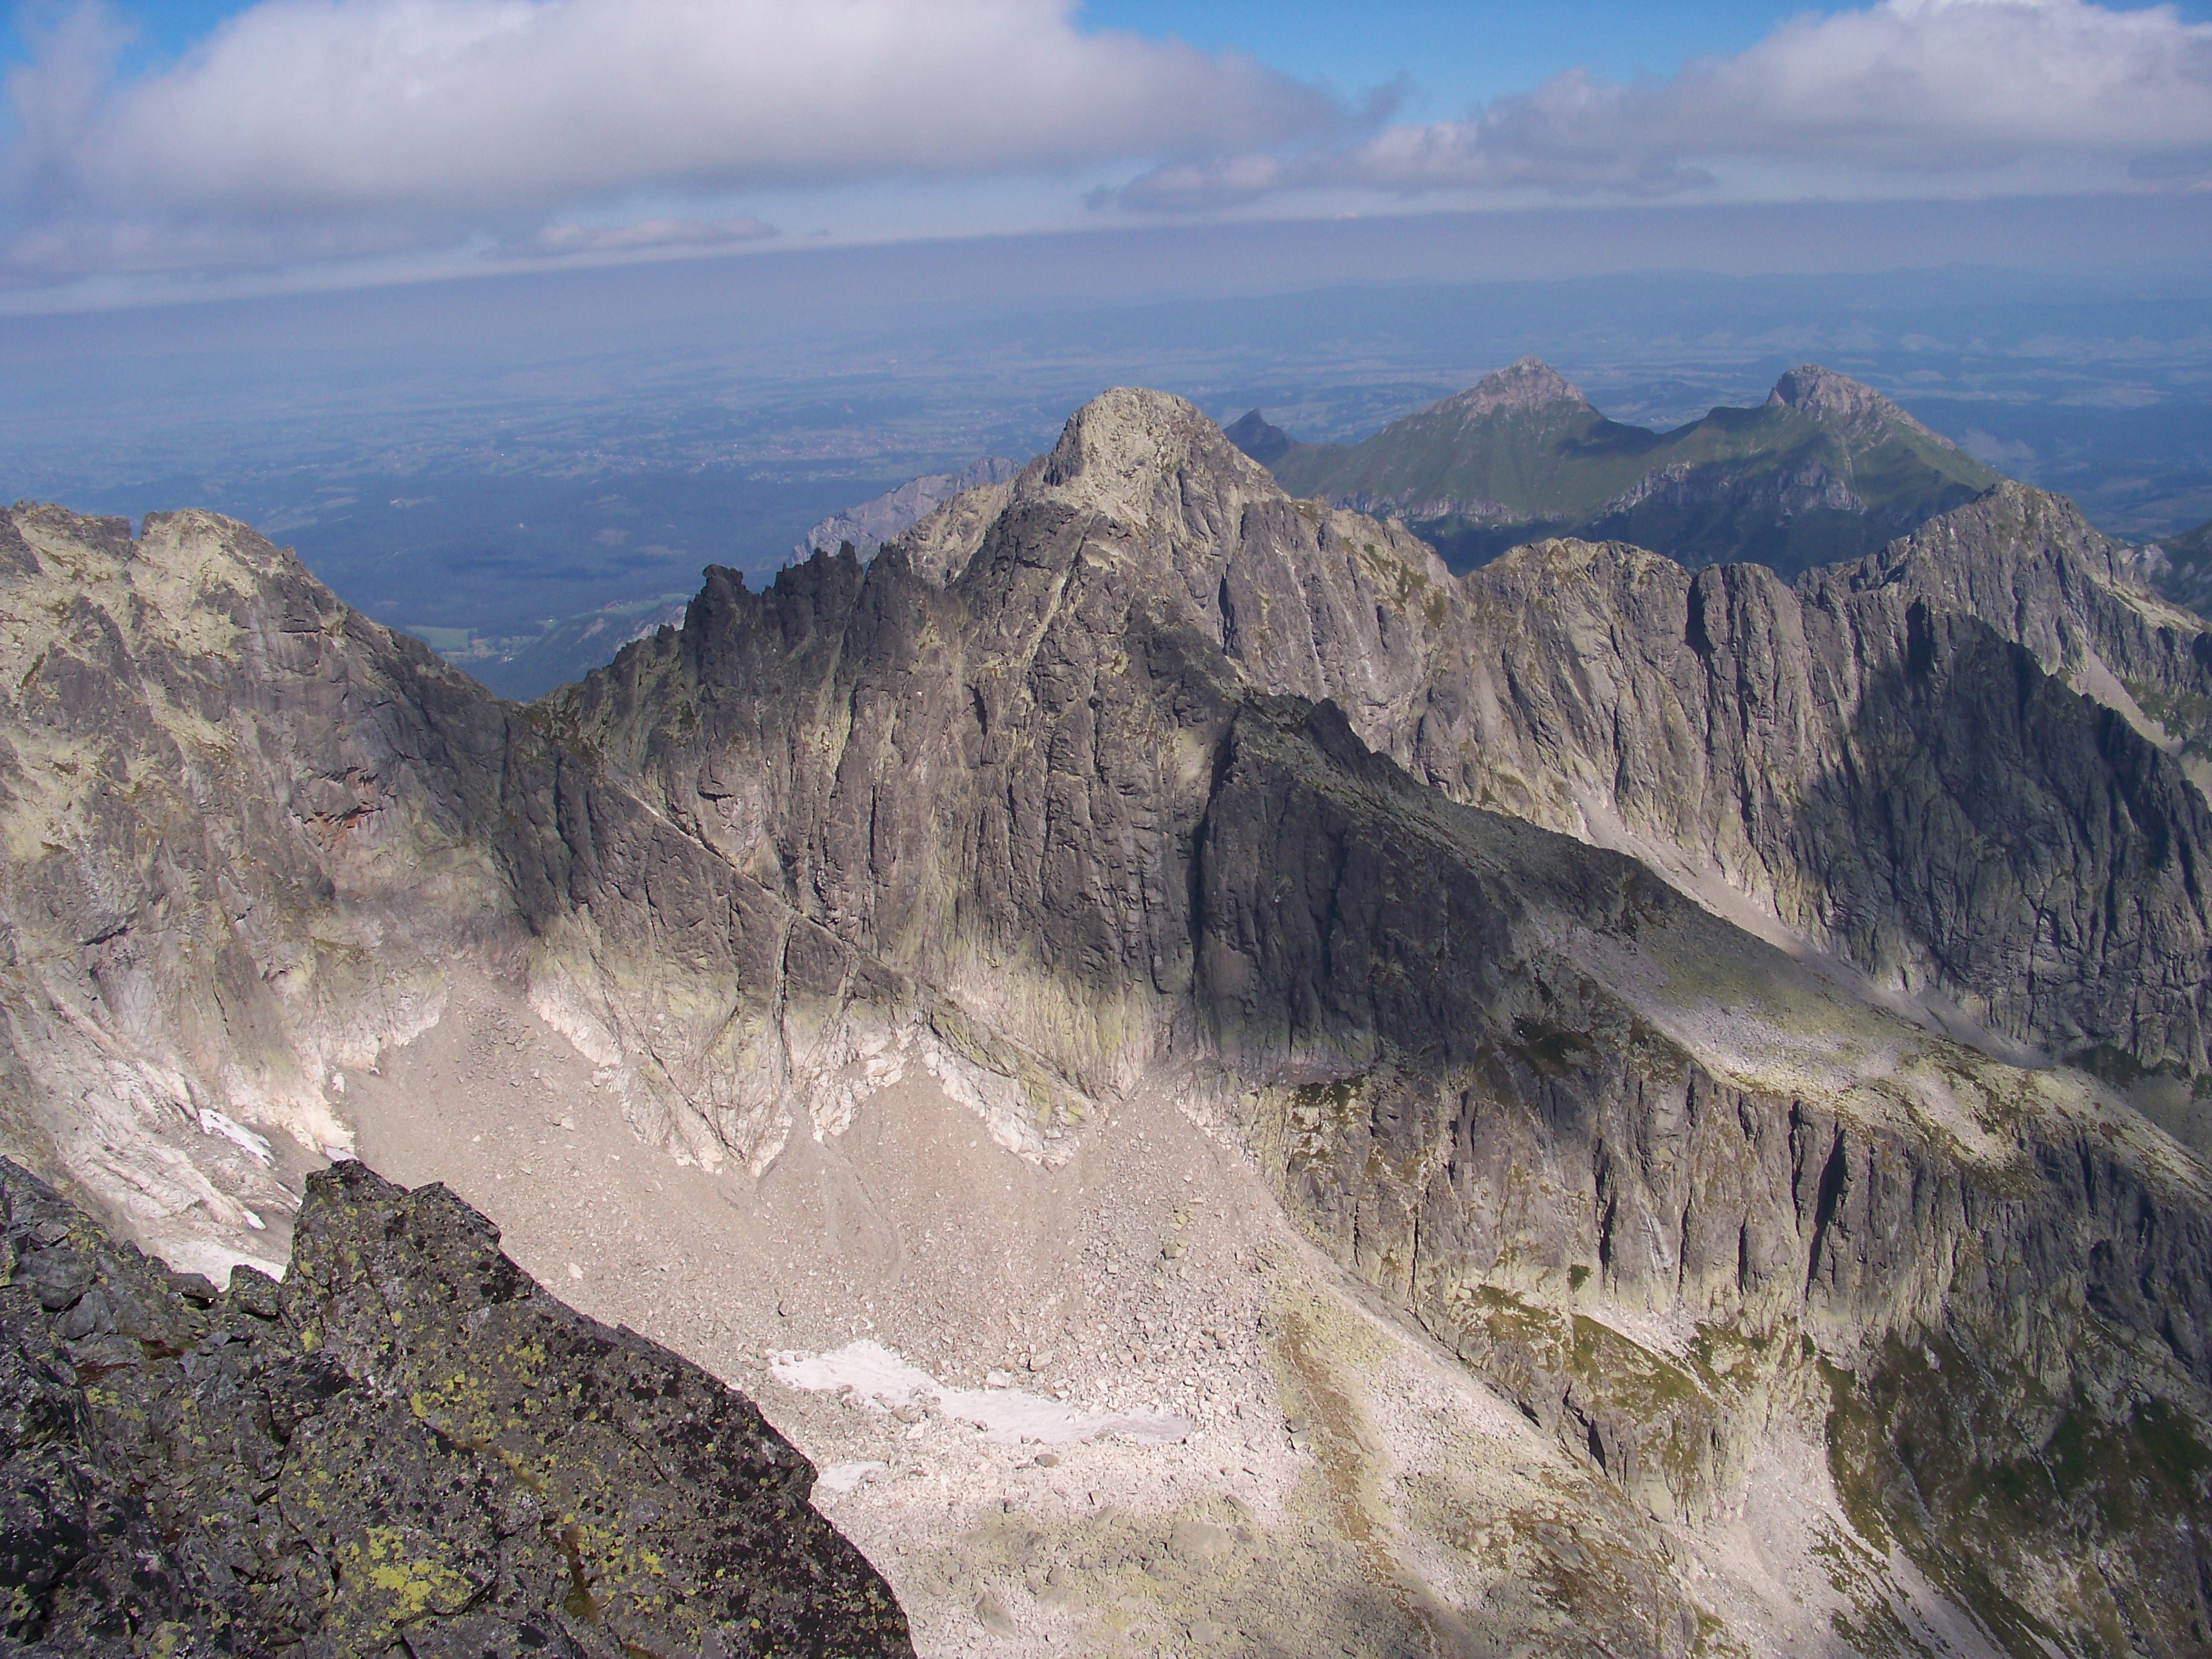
31 2 2177 112
1084 2 1860 109
3 0 2211 305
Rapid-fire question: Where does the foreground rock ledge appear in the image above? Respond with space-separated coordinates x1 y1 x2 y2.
0 1157 913 1658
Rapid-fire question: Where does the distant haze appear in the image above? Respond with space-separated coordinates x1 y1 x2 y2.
0 212 2205 692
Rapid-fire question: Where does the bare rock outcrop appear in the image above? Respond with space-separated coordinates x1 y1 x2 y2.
12 384 2212 1652
1378 522 2212 1074
570 395 2212 1082
552 390 2212 1649
0 504 998 1275
0 1154 911 1657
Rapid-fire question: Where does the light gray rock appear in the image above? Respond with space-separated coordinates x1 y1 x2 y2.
796 457 1020 561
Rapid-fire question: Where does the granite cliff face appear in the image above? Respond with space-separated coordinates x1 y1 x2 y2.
548 390 2212 1652
1357 488 2212 1084
0 503 1031 1284
7 384 2212 1654
563 397 2212 1092
0 1154 910 1656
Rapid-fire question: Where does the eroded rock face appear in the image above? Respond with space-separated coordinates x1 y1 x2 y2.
0 504 979 1270
1391 520 2212 1073
12 387 2212 1653
0 1154 911 1657
1190 700 2212 1643
560 395 2212 1085
550 390 2212 1651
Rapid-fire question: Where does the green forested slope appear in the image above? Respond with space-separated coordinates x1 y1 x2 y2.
1258 358 2000 576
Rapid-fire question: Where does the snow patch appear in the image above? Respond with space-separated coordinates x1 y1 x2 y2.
196 1108 273 1164
770 1339 1193 1446
816 1460 889 1494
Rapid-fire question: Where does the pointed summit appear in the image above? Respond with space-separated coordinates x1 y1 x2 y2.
1766 364 1940 442
1223 408 1292 466
1024 386 1276 535
1444 357 1592 420
1263 355 2000 577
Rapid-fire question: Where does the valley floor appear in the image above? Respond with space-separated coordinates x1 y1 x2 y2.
339 966 1996 1659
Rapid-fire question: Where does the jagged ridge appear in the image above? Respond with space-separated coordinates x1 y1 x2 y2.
554 388 2212 1651
7 382 2212 1652
1256 360 2000 576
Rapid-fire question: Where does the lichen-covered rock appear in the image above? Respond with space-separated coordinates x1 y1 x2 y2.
0 1155 911 1658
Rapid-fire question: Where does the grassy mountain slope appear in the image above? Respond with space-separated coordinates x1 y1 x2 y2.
1262 358 2001 577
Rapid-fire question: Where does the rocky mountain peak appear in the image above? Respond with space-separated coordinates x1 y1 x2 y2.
15 398 2212 1655
797 455 1019 561
1222 407 1292 466
1842 475 2196 623
1766 363 1942 442
1442 355 1591 420
1026 386 1275 533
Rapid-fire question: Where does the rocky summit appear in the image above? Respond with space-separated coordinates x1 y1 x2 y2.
2 384 2211 1656
0 1154 910 1657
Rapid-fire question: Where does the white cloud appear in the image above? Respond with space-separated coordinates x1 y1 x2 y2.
0 0 1339 281
1106 0 2212 212
9 0 2207 291
526 215 777 256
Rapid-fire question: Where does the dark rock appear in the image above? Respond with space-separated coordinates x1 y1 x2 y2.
14 1247 92 1312
164 1269 220 1305
0 1156 911 1658
1221 409 1291 468
395 1611 602 1658
226 1265 282 1319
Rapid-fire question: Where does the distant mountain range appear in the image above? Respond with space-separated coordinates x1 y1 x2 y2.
796 455 1019 560
1238 358 2002 577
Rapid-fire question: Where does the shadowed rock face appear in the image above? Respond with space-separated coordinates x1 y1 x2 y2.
10 385 2212 1653
0 1155 911 1657
561 398 2212 1088
0 503 976 1271
1386 502 2212 1075
1192 700 2212 1646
